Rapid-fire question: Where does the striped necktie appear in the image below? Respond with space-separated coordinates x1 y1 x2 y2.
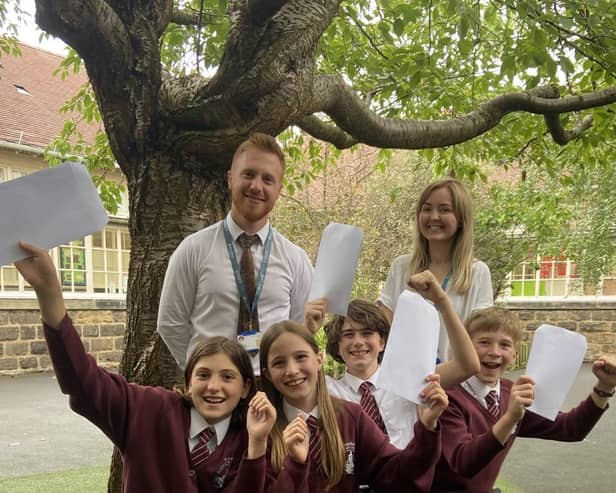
485 390 500 418
360 381 388 435
236 233 260 333
306 415 321 466
191 427 215 468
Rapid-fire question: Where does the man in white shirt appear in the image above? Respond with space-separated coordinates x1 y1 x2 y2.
157 133 313 373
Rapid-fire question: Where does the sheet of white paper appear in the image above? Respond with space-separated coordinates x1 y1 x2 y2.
525 324 587 421
308 223 363 316
0 162 109 266
378 291 439 404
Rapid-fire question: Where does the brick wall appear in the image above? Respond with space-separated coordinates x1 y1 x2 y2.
505 299 616 361
0 298 126 375
2 298 615 375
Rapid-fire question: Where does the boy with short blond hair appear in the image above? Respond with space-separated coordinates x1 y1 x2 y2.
431 306 616 493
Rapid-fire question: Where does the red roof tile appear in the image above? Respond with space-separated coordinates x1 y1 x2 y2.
0 42 100 149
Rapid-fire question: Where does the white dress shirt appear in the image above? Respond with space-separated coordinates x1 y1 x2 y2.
188 408 231 453
157 213 313 372
326 366 419 448
378 256 493 361
461 375 501 409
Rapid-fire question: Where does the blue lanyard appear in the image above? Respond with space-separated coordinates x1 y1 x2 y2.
223 220 273 325
441 271 452 291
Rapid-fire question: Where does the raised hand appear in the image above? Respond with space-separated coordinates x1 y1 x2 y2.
304 298 328 334
592 355 616 392
14 242 65 328
247 392 277 458
504 376 535 423
407 270 447 306
418 373 448 431
283 416 309 463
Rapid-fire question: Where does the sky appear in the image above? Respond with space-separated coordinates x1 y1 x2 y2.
10 0 67 55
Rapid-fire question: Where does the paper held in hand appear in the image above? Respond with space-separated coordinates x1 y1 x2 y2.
308 223 363 316
378 291 439 404
0 162 109 266
526 324 587 421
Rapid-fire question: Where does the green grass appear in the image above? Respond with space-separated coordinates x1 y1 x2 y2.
0 465 524 493
496 476 525 493
0 465 108 493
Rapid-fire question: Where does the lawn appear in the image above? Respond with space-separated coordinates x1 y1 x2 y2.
0 465 524 493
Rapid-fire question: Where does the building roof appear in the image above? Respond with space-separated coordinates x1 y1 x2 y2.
0 42 100 149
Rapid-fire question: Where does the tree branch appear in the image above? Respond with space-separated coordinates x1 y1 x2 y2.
296 115 357 148
171 7 225 27
248 0 291 26
307 74 616 149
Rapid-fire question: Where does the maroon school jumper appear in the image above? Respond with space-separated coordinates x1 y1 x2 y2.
430 379 606 493
265 400 441 493
43 315 263 493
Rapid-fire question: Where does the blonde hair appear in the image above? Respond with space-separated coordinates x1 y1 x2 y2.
259 321 345 490
466 307 523 345
408 178 474 293
231 132 286 173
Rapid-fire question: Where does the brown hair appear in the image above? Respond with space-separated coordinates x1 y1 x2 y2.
231 132 286 173
465 307 523 345
180 336 256 429
259 321 345 490
324 299 390 364
408 178 474 293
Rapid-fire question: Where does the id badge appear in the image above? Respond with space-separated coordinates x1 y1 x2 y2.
238 330 262 354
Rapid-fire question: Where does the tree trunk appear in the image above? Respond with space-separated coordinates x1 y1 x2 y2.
107 153 228 492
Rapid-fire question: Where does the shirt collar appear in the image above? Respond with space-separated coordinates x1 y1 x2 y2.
226 213 270 244
463 375 501 401
342 366 381 393
189 407 231 444
282 399 319 422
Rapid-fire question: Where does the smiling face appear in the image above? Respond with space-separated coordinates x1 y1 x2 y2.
227 146 283 233
418 186 459 245
338 318 384 380
188 353 251 424
264 332 323 412
472 330 517 387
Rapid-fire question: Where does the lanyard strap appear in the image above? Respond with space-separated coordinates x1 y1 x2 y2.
441 271 452 291
223 220 273 323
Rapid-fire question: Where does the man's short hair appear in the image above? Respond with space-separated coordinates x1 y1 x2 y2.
232 132 286 173
466 306 523 345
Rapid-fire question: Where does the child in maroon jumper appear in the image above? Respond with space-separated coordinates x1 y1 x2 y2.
431 306 616 493
14 241 278 493
259 320 448 493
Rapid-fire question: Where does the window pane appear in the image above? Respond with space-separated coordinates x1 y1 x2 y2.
93 272 107 292
92 231 104 248
121 231 131 250
92 250 105 270
105 230 117 249
106 251 118 269
2 266 19 290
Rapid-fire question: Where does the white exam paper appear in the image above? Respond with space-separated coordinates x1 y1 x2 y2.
378 291 439 404
308 223 363 316
0 162 109 266
525 324 587 421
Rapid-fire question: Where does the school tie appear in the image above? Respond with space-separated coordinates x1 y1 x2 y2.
236 233 260 334
485 390 500 418
306 415 321 466
359 381 388 435
191 427 215 468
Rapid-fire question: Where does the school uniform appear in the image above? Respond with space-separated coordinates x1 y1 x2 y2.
431 377 607 493
43 315 260 493
326 367 419 447
267 399 441 493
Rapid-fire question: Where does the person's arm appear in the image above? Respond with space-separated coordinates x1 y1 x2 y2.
471 260 494 309
377 256 407 325
14 242 66 328
246 392 277 459
157 239 198 369
408 270 480 388
304 298 327 334
288 249 314 324
590 356 616 409
492 376 534 444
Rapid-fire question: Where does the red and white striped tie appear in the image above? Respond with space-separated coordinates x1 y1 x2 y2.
191 427 215 468
360 381 388 435
306 415 321 466
485 390 500 418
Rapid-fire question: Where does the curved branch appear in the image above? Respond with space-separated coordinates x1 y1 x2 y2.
307 74 616 149
171 7 225 27
544 114 594 145
296 115 357 148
